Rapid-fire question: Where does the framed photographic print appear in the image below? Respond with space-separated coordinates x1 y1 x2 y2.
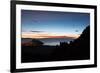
11 0 97 72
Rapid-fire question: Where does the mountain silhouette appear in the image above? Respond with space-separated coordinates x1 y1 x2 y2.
31 39 44 46
22 38 43 46
52 26 90 61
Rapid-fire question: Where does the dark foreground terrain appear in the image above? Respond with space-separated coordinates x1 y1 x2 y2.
21 26 90 63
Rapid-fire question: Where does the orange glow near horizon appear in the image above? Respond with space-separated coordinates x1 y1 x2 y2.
22 32 80 39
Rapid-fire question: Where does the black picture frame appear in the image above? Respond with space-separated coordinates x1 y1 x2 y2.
10 0 97 73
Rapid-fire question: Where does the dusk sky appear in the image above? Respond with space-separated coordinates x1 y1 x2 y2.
21 10 90 39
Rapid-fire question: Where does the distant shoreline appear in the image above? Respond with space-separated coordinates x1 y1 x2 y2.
22 38 75 46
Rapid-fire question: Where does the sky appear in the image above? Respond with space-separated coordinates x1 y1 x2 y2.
21 10 90 39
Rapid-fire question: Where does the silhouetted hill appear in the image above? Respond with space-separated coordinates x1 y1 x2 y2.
73 26 90 44
71 25 90 59
22 38 44 46
52 26 90 60
31 39 43 46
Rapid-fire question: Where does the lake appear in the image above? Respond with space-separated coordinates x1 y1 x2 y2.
38 38 74 46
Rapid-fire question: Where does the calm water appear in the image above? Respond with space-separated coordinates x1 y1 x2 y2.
22 38 75 46
39 38 74 46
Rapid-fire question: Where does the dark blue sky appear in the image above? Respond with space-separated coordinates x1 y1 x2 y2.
21 10 90 35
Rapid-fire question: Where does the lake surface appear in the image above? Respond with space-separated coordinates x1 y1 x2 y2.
22 38 75 46
38 38 74 46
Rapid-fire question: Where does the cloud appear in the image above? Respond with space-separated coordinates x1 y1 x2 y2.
30 31 44 33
